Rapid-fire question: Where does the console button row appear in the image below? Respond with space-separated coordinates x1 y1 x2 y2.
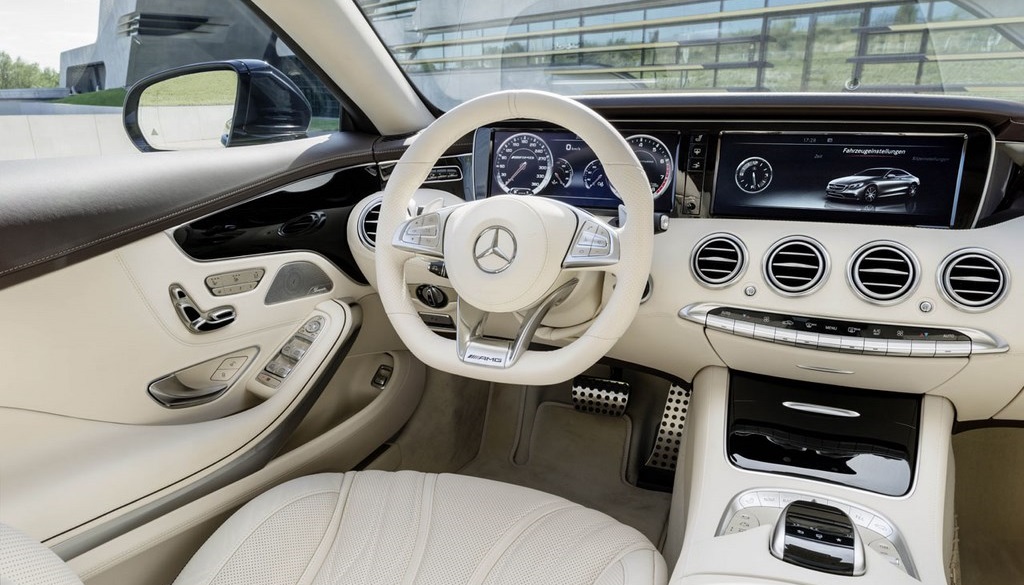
736 490 894 536
726 490 906 572
704 310 972 358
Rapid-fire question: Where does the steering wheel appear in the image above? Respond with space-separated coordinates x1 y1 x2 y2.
376 90 653 385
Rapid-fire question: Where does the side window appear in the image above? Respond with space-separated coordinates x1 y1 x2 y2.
0 0 340 161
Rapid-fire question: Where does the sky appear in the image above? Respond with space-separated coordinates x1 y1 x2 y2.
0 0 101 70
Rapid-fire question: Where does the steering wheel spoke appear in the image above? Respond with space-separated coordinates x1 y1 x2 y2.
562 210 620 270
456 278 579 369
391 206 460 258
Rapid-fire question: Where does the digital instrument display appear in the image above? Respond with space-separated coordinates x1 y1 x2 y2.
712 132 968 227
488 130 678 211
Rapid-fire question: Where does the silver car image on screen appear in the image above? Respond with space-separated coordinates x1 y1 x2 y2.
826 168 920 203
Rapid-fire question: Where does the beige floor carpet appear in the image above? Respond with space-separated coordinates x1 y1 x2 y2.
953 427 1024 585
459 386 672 545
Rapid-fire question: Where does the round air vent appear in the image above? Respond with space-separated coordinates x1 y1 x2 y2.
849 242 919 304
278 211 326 237
764 236 829 295
939 249 1008 311
358 197 383 249
691 233 747 287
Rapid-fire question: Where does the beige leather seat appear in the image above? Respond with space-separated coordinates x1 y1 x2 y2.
2 471 667 585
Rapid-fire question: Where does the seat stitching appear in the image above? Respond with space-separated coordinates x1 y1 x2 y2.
295 473 354 585
202 488 340 585
399 473 436 585
326 472 424 582
465 501 577 585
587 544 652 585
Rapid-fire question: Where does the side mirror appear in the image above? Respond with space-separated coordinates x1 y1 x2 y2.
123 59 312 152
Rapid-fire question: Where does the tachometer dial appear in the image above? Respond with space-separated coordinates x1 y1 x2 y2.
626 134 674 199
582 160 608 190
552 158 573 188
493 132 554 194
735 156 773 194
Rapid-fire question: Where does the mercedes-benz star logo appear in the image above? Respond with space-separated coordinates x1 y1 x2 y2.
473 226 517 274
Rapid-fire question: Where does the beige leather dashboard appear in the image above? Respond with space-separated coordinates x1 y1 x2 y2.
349 114 1024 422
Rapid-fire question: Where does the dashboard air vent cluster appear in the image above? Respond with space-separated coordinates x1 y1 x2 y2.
358 198 383 249
764 237 828 295
940 249 1008 311
850 243 918 303
691 234 746 287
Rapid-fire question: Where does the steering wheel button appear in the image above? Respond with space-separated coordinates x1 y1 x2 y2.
572 244 591 257
867 517 894 538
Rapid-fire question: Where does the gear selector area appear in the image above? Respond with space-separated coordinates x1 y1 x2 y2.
770 500 865 576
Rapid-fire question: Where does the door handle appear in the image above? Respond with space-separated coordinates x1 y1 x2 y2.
170 284 236 333
149 375 228 408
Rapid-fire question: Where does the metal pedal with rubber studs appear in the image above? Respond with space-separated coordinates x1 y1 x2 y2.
644 384 691 471
571 376 630 417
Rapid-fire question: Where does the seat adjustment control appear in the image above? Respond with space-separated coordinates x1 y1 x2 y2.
170 284 236 334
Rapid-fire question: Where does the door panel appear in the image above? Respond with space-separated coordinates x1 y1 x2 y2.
0 134 388 547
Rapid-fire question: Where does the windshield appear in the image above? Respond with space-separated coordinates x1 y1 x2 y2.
357 0 1024 110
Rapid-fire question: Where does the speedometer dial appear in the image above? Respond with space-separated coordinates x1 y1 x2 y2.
626 134 674 199
493 133 554 194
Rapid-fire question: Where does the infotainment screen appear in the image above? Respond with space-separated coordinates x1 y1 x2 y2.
712 132 968 227
487 130 677 212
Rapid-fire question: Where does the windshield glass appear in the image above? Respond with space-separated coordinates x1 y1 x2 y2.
356 0 1024 110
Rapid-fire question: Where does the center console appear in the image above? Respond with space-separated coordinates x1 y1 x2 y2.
665 367 955 585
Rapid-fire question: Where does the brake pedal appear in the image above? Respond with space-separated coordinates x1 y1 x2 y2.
572 376 630 417
644 384 691 471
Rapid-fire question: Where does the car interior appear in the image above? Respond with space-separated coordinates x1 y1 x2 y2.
3 1 1024 585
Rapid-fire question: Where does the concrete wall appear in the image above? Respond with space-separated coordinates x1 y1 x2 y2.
0 89 70 100
60 0 135 90
0 114 136 160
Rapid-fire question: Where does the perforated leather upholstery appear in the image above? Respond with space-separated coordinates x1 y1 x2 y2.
174 471 667 585
0 523 83 585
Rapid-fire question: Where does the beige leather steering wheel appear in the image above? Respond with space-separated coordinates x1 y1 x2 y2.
376 90 653 384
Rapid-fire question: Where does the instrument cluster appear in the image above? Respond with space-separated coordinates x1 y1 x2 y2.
485 129 679 211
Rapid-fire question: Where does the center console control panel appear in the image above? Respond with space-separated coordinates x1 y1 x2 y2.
719 489 913 577
680 303 1006 357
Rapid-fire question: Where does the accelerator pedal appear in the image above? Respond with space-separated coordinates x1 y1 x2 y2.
644 384 691 472
571 376 630 417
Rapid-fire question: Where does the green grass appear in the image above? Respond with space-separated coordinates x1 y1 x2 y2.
140 70 237 106
56 88 126 107
309 117 340 132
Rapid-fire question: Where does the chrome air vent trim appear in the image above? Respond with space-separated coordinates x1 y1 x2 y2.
938 248 1008 312
763 236 829 296
848 242 919 304
357 196 383 250
691 233 747 288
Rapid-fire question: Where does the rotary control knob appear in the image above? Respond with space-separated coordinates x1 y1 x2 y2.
415 284 448 309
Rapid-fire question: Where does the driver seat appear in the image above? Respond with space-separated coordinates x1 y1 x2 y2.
2 471 667 585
